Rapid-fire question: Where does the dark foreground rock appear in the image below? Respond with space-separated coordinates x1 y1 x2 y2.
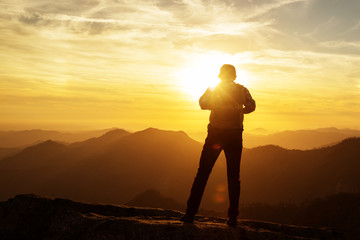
0 194 343 240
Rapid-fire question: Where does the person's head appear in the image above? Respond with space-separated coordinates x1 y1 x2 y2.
218 64 236 82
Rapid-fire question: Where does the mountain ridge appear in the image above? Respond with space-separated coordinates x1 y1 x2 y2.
2 126 360 149
0 128 359 213
0 128 116 148
245 128 360 150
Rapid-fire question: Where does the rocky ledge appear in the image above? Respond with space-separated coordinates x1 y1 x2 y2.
0 194 343 240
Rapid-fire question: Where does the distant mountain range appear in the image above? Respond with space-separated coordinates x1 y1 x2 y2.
0 147 21 160
0 128 114 148
1 127 359 150
244 127 360 150
0 128 200 207
0 127 359 214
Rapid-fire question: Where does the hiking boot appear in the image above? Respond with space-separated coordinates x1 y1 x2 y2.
226 217 237 227
180 213 195 223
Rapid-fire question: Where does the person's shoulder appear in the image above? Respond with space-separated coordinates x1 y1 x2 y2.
234 83 248 92
234 82 245 88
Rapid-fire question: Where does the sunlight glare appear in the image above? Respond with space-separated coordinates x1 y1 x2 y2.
175 52 251 99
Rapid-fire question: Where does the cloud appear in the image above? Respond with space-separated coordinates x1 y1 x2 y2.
2 0 359 76
320 40 360 49
1 0 360 130
22 0 102 15
256 0 360 46
18 12 43 25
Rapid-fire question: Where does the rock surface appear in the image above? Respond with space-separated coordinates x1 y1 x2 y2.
0 194 343 240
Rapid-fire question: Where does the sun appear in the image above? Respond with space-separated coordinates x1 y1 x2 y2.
175 53 251 99
176 62 220 99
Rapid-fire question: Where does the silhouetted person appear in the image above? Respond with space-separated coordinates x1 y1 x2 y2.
180 64 256 226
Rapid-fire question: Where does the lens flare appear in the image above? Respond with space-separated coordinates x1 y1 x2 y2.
214 192 226 203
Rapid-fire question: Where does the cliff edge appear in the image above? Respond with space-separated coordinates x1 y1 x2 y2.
0 194 343 240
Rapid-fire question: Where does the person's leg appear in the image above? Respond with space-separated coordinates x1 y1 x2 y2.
223 133 243 220
185 133 222 217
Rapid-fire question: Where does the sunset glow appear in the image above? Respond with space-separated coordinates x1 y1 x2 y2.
0 0 359 134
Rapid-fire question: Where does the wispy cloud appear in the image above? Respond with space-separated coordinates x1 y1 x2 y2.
320 40 360 49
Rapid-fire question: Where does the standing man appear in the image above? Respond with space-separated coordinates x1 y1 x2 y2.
180 64 256 226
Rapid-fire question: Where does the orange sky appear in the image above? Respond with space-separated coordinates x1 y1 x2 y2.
1 0 360 135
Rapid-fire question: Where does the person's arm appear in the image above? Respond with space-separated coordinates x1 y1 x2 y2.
199 88 213 110
243 88 256 114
